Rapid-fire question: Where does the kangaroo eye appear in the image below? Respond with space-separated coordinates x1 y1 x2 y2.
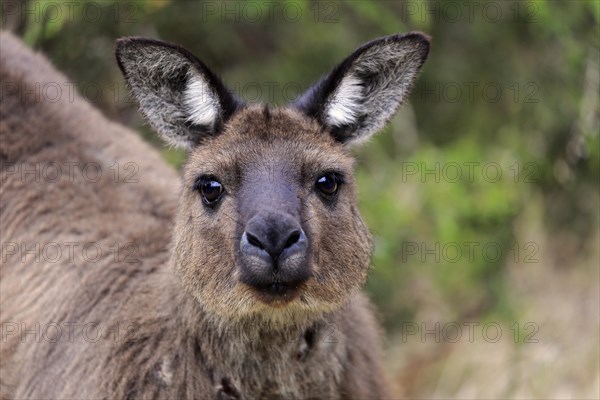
195 177 224 205
315 173 340 197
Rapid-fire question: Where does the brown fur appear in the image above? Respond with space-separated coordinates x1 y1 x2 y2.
0 32 391 398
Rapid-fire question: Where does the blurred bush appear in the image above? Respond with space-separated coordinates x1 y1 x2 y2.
2 0 598 333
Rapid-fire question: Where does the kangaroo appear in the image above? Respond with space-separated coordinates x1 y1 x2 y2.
0 31 429 398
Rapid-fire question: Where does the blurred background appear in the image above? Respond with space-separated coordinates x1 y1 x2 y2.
2 1 598 398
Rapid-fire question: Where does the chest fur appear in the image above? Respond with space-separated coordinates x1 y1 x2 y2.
156 323 347 399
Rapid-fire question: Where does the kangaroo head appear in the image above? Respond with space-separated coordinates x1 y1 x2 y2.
116 33 430 325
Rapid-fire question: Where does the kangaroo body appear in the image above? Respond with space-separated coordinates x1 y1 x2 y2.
0 31 429 398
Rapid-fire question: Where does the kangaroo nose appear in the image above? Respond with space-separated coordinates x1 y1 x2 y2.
245 223 302 260
239 212 310 297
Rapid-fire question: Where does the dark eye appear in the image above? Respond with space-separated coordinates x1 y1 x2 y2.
315 173 340 197
196 177 224 205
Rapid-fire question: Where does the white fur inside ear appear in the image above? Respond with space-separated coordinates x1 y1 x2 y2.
325 74 364 127
183 72 219 129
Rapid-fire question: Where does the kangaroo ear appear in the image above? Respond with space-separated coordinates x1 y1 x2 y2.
293 32 430 146
116 37 243 149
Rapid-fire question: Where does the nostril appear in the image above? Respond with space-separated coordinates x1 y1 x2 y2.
284 230 301 249
245 232 265 250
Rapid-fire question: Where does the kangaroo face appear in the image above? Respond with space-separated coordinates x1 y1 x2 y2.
116 33 429 324
173 107 370 321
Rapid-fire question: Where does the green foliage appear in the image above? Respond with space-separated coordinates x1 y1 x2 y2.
4 0 597 333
